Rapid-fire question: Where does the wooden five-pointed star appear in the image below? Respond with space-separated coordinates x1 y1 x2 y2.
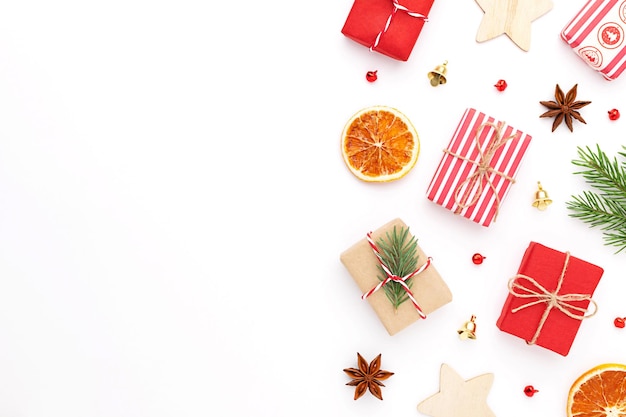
417 364 495 417
475 0 553 51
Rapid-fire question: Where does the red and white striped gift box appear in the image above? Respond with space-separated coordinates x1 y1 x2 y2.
426 108 532 227
561 0 626 80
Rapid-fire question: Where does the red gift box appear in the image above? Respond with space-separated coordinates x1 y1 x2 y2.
425 108 532 227
496 242 604 356
341 0 435 61
561 0 626 80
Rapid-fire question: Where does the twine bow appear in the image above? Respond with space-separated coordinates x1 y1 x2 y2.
361 231 431 318
370 0 429 52
507 251 597 346
444 122 518 220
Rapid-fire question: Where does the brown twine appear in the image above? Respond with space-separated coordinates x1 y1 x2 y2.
443 122 517 220
507 251 597 346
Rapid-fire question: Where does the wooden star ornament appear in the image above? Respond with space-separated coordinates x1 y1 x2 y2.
417 364 495 417
475 0 553 51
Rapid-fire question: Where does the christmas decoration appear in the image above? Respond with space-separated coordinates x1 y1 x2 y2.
532 181 552 210
361 226 427 313
426 108 532 227
341 106 420 182
343 353 394 400
608 109 620 120
540 84 591 132
474 0 553 51
341 0 435 61
497 242 603 356
614 317 625 328
428 61 448 86
457 315 477 340
566 145 626 253
366 70 378 82
472 253 486 264
340 218 453 336
567 364 626 417
524 385 539 397
417 364 495 417
561 0 626 80
494 79 507 91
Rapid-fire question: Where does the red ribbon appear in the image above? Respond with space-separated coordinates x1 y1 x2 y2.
370 0 429 52
361 231 431 318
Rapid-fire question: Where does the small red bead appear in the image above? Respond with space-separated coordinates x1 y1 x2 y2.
614 317 625 328
366 70 378 82
472 253 485 265
524 385 538 397
494 79 507 92
608 109 620 120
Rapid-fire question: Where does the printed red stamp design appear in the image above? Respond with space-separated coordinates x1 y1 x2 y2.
579 46 603 68
598 22 624 49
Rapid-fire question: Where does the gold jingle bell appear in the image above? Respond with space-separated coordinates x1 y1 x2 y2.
428 61 448 87
532 181 552 211
457 315 477 340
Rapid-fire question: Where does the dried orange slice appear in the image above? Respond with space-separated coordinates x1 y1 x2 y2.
341 105 420 182
567 363 626 417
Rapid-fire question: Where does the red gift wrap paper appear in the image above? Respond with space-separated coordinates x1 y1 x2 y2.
425 108 532 227
496 242 604 356
561 0 626 80
341 0 435 61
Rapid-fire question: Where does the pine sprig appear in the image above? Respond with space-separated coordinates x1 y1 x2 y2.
571 144 626 201
567 145 626 253
375 226 419 310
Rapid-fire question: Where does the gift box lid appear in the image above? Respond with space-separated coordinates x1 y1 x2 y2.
496 242 604 356
425 108 532 227
340 218 452 335
341 0 435 61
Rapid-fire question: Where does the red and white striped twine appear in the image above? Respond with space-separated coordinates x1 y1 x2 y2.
361 231 431 318
370 0 429 52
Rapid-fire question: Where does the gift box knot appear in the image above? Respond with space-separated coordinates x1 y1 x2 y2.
361 231 432 319
507 251 598 346
443 121 519 220
370 0 429 53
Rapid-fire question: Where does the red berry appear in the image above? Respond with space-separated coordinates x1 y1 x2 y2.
472 253 485 265
614 317 625 328
608 109 620 120
494 79 507 92
366 70 378 82
524 385 538 397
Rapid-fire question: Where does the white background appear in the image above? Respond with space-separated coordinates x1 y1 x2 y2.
0 0 625 416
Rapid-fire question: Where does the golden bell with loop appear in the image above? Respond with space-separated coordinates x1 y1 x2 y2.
532 181 553 211
457 315 477 340
428 60 448 87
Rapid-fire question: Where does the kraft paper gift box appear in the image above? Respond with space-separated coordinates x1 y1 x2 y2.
341 0 435 61
561 0 626 80
340 218 452 336
425 108 532 227
496 242 604 356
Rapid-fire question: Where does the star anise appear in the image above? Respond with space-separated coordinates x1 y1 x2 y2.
540 84 591 132
343 353 394 400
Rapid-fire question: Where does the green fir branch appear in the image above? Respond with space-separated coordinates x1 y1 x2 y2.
572 144 626 201
567 145 626 253
375 226 419 310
